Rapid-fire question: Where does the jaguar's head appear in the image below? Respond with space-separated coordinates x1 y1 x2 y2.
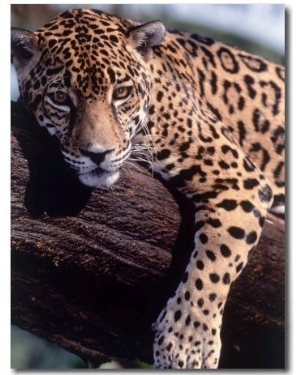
11 8 165 187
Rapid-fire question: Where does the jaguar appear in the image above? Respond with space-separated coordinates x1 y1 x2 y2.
11 8 285 369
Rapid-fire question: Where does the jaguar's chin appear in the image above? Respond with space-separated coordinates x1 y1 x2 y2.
78 168 120 188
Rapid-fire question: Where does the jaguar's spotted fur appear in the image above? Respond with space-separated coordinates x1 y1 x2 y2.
11 8 285 369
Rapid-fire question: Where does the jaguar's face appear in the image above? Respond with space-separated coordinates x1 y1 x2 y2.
11 8 165 187
37 67 150 188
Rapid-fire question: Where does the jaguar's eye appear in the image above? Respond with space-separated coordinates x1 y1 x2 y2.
52 91 69 104
48 90 71 107
112 86 133 102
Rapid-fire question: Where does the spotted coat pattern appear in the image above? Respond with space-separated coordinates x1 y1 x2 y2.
11 8 285 369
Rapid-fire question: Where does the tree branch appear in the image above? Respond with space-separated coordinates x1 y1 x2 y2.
11 101 285 368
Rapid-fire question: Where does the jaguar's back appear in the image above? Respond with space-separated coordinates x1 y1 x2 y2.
146 29 285 205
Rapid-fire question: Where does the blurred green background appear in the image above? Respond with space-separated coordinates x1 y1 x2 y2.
11 3 285 370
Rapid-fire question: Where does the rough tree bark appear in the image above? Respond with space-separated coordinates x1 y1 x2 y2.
11 101 285 369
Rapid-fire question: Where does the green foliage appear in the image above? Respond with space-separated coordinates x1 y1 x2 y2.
11 326 85 369
132 359 152 369
11 326 152 369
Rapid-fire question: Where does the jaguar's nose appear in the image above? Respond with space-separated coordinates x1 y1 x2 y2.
79 148 114 165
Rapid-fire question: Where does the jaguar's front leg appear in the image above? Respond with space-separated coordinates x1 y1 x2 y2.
149 112 274 369
152 185 272 369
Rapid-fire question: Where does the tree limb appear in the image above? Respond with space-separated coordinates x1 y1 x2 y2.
11 101 285 368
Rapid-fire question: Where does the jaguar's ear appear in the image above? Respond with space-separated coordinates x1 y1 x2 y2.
127 21 165 61
11 27 41 72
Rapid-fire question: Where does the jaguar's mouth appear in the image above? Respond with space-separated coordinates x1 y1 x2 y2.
78 167 120 188
89 166 106 176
